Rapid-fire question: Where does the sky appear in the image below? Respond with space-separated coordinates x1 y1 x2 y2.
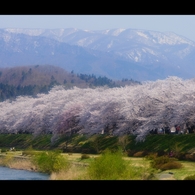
0 15 195 41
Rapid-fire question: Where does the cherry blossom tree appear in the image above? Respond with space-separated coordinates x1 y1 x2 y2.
1 76 195 142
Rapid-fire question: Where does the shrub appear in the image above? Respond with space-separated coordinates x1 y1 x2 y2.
145 153 158 160
186 153 195 161
32 150 70 174
150 156 183 171
81 146 96 154
133 151 149 157
183 174 195 180
126 149 137 157
22 146 36 156
87 149 129 180
22 150 37 156
157 150 166 157
1 153 14 166
176 152 186 160
0 148 7 153
133 151 145 157
160 161 183 171
151 155 170 166
81 148 91 154
81 154 90 160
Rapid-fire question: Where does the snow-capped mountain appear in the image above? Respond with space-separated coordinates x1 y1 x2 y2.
1 28 195 81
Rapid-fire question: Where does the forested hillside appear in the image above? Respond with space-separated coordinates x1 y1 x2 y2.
0 65 140 101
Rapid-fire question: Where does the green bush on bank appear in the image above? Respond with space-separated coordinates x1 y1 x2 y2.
183 174 195 180
81 154 90 160
87 149 130 180
32 150 70 174
86 148 157 180
150 156 183 171
22 146 37 156
0 148 7 153
0 153 14 166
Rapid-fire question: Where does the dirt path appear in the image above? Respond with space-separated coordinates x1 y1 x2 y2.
156 172 176 180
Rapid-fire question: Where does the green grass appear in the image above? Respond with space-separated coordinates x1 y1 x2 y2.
1 133 195 155
87 149 137 180
0 134 52 150
2 148 195 180
127 134 195 153
167 160 195 180
32 150 70 174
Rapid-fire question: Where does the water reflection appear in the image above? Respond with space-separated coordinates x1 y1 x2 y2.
0 166 49 180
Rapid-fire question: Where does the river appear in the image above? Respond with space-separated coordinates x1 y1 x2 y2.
0 166 49 180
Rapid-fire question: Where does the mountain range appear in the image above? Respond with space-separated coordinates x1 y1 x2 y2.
1 28 195 82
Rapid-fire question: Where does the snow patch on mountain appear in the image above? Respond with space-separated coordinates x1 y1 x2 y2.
100 28 126 36
5 28 45 36
77 37 98 47
34 41 39 48
107 40 113 49
111 29 126 36
176 47 193 59
3 34 11 42
149 31 195 45
137 31 148 39
126 50 142 62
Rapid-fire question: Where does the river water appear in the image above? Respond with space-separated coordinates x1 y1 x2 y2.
0 166 49 180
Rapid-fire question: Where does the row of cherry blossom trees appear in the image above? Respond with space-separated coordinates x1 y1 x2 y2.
1 76 195 141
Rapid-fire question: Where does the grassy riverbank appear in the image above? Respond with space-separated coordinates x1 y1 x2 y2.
0 150 156 180
1 150 195 180
1 133 195 180
1 133 195 155
0 150 38 172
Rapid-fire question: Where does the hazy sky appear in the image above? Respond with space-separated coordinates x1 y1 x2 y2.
1 15 195 41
